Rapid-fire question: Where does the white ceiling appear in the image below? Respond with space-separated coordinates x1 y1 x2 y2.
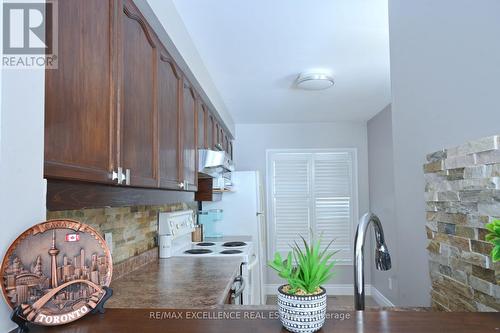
171 0 391 123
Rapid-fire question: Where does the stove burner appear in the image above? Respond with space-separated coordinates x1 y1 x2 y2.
222 241 247 248
196 242 215 246
220 250 243 254
184 249 213 255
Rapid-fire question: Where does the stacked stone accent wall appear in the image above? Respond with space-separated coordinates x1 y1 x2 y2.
47 203 194 264
424 135 500 311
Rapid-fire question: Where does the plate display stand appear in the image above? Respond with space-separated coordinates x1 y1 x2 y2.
10 286 113 332
89 286 113 315
10 306 29 333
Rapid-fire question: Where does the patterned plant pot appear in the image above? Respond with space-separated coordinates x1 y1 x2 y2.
277 285 327 333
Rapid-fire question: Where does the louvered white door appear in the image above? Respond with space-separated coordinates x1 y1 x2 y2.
267 150 356 264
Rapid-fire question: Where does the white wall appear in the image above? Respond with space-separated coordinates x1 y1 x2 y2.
0 2 46 328
388 0 500 306
0 69 46 330
142 0 235 135
235 122 370 286
367 105 399 305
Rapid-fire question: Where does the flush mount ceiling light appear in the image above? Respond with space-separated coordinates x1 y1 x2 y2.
296 71 334 90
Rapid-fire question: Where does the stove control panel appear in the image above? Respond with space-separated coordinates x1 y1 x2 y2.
158 210 195 258
159 210 195 238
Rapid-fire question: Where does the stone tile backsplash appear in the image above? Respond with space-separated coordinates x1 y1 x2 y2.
424 135 500 312
47 203 194 264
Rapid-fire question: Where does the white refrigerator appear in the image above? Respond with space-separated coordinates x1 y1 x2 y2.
203 171 266 305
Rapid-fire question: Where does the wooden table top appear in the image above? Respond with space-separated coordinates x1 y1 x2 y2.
10 309 500 333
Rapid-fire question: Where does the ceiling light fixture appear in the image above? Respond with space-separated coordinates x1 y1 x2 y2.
296 71 334 90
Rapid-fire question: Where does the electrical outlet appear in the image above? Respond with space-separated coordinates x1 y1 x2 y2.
104 232 113 255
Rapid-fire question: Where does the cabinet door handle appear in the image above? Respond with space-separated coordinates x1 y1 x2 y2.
184 180 189 191
111 168 126 184
125 169 131 185
117 167 126 184
111 170 119 182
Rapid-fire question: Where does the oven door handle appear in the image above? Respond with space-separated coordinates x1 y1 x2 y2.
231 275 245 298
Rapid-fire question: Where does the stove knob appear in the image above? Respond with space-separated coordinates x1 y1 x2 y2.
176 224 180 229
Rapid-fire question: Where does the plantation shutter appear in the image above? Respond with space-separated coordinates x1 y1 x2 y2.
313 152 353 262
270 153 312 255
268 150 355 264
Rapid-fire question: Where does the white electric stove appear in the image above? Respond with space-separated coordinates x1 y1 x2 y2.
178 241 254 260
158 210 259 305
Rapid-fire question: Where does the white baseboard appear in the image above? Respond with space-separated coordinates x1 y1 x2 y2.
370 287 395 307
264 284 371 297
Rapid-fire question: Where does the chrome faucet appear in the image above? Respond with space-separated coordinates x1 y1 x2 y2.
354 213 391 310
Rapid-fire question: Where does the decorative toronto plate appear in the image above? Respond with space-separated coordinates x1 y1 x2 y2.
0 219 112 326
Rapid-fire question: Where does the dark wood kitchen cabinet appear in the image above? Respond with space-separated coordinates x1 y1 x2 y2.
158 50 182 190
221 129 226 150
181 82 198 191
45 0 162 189
197 103 207 149
44 0 118 184
207 113 215 149
44 0 234 207
120 0 158 188
220 129 225 151
214 122 221 149
224 133 229 153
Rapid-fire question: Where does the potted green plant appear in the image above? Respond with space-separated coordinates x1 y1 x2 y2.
485 219 500 262
268 235 337 333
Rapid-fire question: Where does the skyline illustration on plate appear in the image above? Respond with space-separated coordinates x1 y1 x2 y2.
1 220 112 326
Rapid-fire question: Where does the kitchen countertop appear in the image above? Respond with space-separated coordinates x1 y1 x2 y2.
107 257 242 309
107 255 428 312
11 309 500 333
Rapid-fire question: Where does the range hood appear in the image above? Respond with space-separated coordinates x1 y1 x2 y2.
198 149 234 178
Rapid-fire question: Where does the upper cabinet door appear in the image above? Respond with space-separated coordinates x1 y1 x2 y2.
214 122 220 150
207 114 215 150
219 126 224 150
45 0 117 183
158 51 181 190
120 0 158 188
223 133 229 154
197 103 206 149
181 81 198 191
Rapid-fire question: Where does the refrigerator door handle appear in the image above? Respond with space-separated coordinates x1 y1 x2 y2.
246 255 259 270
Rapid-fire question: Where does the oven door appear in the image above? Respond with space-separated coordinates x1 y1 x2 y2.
230 275 245 305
